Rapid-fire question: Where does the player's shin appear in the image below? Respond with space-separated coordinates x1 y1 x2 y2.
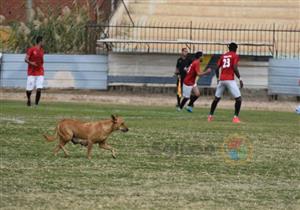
26 91 32 106
210 97 221 115
188 95 199 107
176 95 181 107
35 89 42 105
234 97 242 116
180 98 189 109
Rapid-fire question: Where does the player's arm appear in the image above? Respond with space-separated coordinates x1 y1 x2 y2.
174 67 180 76
215 58 222 84
215 67 220 82
233 64 243 88
194 68 210 85
25 51 37 67
174 59 180 76
175 62 179 75
197 67 212 76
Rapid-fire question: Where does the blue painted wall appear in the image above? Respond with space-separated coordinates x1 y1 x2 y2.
0 54 108 90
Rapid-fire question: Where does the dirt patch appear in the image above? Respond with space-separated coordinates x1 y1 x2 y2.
0 88 298 112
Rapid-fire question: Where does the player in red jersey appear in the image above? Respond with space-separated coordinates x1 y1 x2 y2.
178 51 211 111
208 42 244 123
25 36 44 107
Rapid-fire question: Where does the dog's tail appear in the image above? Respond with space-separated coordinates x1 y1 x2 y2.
43 134 57 142
43 124 59 142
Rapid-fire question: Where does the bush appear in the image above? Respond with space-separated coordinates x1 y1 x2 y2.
5 3 90 54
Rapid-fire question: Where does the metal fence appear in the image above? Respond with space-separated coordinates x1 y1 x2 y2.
89 23 300 58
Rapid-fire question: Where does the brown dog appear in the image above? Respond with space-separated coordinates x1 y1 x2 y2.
43 115 129 159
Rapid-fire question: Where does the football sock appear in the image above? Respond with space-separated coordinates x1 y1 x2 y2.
210 97 221 115
176 95 181 106
180 98 189 109
26 91 32 106
187 95 199 107
234 97 242 116
35 89 41 105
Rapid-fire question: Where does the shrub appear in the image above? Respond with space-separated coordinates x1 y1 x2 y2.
5 3 90 54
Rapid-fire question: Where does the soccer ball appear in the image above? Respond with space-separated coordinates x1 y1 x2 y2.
296 106 300 114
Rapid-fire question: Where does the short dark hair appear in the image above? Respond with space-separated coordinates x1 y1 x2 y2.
195 51 203 59
36 36 43 44
181 47 187 52
228 42 238 51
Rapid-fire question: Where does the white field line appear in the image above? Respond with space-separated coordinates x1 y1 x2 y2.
0 117 25 124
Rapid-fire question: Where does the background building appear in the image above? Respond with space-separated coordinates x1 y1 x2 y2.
0 0 113 23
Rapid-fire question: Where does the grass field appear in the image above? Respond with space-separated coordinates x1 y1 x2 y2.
0 100 299 210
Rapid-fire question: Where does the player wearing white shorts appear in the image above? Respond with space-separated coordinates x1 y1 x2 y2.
25 36 45 106
208 42 244 123
178 51 211 112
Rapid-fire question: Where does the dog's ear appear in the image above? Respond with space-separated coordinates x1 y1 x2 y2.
111 114 117 123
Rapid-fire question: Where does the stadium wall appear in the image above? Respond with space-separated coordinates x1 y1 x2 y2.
268 59 300 96
0 54 108 90
3 53 298 96
108 53 268 89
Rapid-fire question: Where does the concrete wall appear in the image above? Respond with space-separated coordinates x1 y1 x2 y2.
1 54 108 90
268 59 300 96
0 53 271 90
108 53 218 86
108 53 268 89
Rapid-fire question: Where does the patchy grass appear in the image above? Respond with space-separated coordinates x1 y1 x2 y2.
0 100 299 210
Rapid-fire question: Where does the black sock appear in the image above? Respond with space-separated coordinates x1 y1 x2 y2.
35 89 41 105
176 95 181 106
26 91 32 106
234 98 242 116
188 95 199 107
180 98 189 109
210 98 220 115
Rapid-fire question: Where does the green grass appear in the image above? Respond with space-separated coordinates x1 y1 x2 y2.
0 100 299 210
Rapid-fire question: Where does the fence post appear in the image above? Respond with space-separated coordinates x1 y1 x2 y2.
190 21 193 51
272 23 277 58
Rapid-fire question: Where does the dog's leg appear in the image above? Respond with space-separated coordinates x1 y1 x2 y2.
53 143 68 157
57 138 69 157
53 144 61 156
60 143 69 157
99 142 116 159
87 141 93 160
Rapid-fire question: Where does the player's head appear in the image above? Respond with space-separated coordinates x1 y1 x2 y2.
228 42 238 52
181 47 188 57
195 51 203 60
36 36 43 45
